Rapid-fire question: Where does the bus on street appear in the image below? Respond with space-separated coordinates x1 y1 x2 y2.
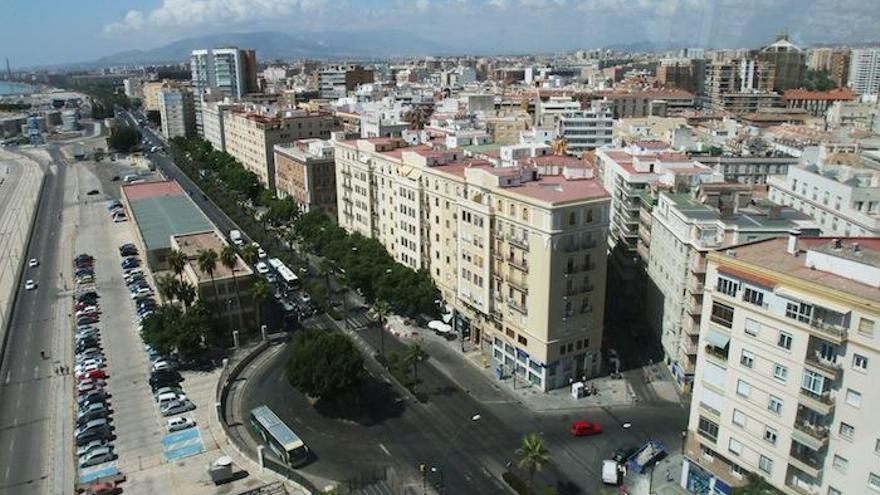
249 405 309 467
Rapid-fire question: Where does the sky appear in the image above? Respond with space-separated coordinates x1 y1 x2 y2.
3 0 880 66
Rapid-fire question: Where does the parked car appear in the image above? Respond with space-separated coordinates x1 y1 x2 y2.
24 280 37 290
160 399 195 416
255 262 269 275
78 369 108 381
75 428 112 447
167 416 196 432
77 439 111 457
79 447 116 468
28 258 39 267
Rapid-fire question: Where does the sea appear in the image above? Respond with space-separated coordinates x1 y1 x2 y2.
0 81 35 96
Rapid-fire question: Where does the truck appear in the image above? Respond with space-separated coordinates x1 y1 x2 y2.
229 229 244 246
626 440 666 474
602 459 622 485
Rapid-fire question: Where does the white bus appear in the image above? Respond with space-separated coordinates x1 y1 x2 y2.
249 405 309 467
267 257 300 290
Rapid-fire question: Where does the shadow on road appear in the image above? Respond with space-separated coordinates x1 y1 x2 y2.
312 375 405 426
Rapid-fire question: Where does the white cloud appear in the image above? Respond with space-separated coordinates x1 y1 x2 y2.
104 0 327 34
487 0 509 10
416 0 432 12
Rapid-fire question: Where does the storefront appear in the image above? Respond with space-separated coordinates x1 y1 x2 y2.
681 458 732 495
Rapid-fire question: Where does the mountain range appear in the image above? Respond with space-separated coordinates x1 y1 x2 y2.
89 30 449 66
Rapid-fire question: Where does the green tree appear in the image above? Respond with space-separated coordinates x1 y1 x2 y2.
733 474 785 495
196 249 222 324
404 343 427 382
146 110 161 127
373 299 390 357
801 69 836 91
167 249 187 283
220 244 245 331
156 273 179 304
516 433 551 487
239 243 258 267
107 125 141 153
285 330 365 400
251 278 270 330
176 280 197 310
141 303 210 359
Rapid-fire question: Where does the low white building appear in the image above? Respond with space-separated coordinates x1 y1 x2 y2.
557 101 614 155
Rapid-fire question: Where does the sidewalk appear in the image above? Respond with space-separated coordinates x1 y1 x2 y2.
382 314 637 413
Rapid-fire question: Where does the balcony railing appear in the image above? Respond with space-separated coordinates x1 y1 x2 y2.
808 319 848 341
793 420 829 443
507 299 528 315
690 257 707 273
506 277 528 293
507 234 529 250
798 388 835 415
705 345 728 362
507 256 529 272
804 351 842 378
686 298 703 315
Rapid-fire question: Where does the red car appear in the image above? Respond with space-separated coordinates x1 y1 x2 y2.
78 369 108 381
570 420 602 437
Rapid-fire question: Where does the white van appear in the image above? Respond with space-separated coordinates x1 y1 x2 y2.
229 230 244 246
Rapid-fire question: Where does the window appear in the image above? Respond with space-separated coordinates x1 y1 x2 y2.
758 455 773 474
802 370 825 395
839 422 855 440
846 389 862 408
517 335 528 346
732 409 746 427
768 395 783 414
736 380 751 397
773 364 789 383
728 438 742 456
568 211 576 225
740 350 755 368
744 318 760 337
833 455 848 472
743 287 764 306
859 318 876 337
698 416 719 442
876 439 880 455
777 331 793 350
785 301 812 323
854 354 869 371
764 427 778 445
870 473 880 492
710 302 735 328
717 277 739 297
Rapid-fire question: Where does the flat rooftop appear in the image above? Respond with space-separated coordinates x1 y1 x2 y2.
172 230 252 280
128 195 214 251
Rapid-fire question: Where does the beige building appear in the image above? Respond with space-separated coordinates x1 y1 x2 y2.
223 108 337 192
273 139 337 218
143 80 182 112
158 88 196 139
334 138 611 391
169 230 258 331
683 236 880 495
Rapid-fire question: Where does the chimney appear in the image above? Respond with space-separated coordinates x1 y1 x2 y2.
787 230 800 256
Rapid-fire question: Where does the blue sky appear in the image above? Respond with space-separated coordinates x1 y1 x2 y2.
3 0 880 67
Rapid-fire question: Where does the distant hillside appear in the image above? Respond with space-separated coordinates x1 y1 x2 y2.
90 30 448 66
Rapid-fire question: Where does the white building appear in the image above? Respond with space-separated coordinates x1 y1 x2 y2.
683 236 880 495
536 96 581 127
768 150 880 237
190 48 256 135
201 99 233 152
848 48 880 95
557 101 614 155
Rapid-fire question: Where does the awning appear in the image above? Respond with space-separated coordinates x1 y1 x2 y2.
428 320 452 333
441 312 453 324
705 328 730 349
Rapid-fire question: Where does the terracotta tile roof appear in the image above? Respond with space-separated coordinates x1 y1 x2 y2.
783 88 857 101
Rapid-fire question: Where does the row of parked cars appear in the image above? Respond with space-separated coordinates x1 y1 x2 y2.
106 199 127 223
72 254 118 470
120 243 197 429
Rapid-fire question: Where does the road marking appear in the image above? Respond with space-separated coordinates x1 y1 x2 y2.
378 443 391 457
34 366 39 380
4 372 9 384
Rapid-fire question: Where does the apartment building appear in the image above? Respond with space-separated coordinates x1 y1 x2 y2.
556 101 614 155
273 139 337 217
782 89 856 117
169 231 257 330
683 236 880 495
536 96 581 127
223 108 337 192
201 99 233 152
319 64 374 99
756 34 805 92
705 60 780 114
190 47 258 134
848 48 880 95
694 155 796 185
334 138 611 391
601 89 696 118
646 185 818 392
143 80 181 112
768 152 880 236
157 88 196 139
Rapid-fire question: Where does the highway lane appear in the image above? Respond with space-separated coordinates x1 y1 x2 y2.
0 149 70 495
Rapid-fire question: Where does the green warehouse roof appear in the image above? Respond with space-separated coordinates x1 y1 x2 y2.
129 195 214 251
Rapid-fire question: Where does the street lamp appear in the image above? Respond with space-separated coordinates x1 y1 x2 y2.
435 413 482 493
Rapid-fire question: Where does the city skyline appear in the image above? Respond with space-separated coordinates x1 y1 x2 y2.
3 0 880 66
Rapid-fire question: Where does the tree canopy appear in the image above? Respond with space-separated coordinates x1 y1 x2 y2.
801 69 836 91
107 125 141 153
141 302 212 359
285 329 365 400
732 474 785 495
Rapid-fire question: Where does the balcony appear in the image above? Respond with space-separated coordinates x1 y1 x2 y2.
687 277 705 294
494 230 504 240
690 256 707 274
798 389 834 416
808 319 848 343
680 337 698 355
804 351 842 379
507 234 529 250
507 299 528 315
682 316 701 336
507 256 529 272
506 276 528 293
788 450 823 479
705 344 728 363
785 477 821 495
792 420 829 451
686 298 703 315
490 307 503 320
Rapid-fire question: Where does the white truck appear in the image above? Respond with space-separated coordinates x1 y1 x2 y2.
602 459 622 485
229 229 244 246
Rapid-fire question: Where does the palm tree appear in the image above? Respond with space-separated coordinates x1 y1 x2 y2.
240 243 258 268
515 433 551 487
251 278 269 331
167 249 187 283
374 299 390 357
220 244 245 331
196 248 222 327
404 343 427 382
176 280 197 310
156 273 178 304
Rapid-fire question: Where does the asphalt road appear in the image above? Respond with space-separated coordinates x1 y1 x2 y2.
0 147 68 494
